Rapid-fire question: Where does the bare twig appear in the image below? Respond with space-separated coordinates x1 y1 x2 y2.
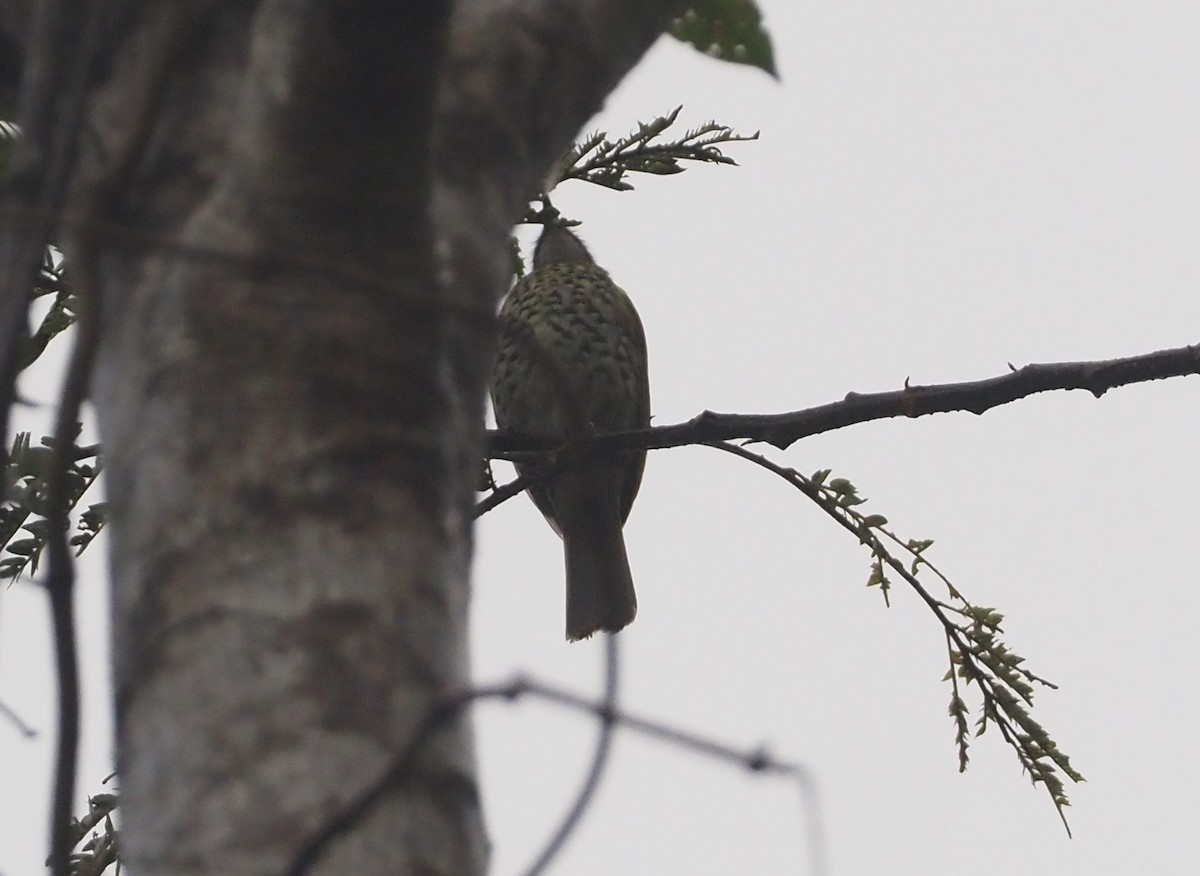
44 230 95 876
0 696 37 737
284 683 504 876
0 0 102 461
288 661 825 876
474 466 542 517
504 673 826 876
517 634 620 876
285 636 622 876
39 5 230 870
28 4 110 871
487 343 1200 458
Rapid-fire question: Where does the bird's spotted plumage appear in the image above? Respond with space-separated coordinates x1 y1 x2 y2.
491 226 650 639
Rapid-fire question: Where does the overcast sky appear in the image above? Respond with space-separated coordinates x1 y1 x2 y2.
4 2 1200 874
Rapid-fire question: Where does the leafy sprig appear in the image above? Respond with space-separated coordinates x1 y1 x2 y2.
20 250 77 370
1 431 104 582
63 789 119 876
557 106 758 192
712 443 1085 832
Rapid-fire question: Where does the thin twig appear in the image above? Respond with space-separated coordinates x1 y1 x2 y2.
474 468 540 517
0 697 37 737
0 0 101 459
283 683 510 876
504 673 827 876
518 634 621 876
37 9 237 868
288 666 826 876
34 3 111 870
287 635 623 876
44 227 96 876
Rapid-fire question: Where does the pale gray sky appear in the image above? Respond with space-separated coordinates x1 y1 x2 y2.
5 2 1200 874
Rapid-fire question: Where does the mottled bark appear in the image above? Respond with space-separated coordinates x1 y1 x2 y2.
1 0 685 873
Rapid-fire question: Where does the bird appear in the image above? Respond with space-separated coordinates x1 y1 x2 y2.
491 224 650 640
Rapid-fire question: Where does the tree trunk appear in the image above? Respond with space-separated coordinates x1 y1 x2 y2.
1 1 684 873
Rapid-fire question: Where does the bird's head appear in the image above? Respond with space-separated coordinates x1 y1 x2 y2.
533 224 594 269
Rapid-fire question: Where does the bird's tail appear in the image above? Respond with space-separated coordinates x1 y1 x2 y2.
557 470 638 640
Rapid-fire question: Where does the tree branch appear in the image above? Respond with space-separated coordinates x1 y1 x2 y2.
486 342 1200 458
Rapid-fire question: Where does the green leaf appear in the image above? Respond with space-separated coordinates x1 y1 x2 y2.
6 537 38 557
670 0 778 78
